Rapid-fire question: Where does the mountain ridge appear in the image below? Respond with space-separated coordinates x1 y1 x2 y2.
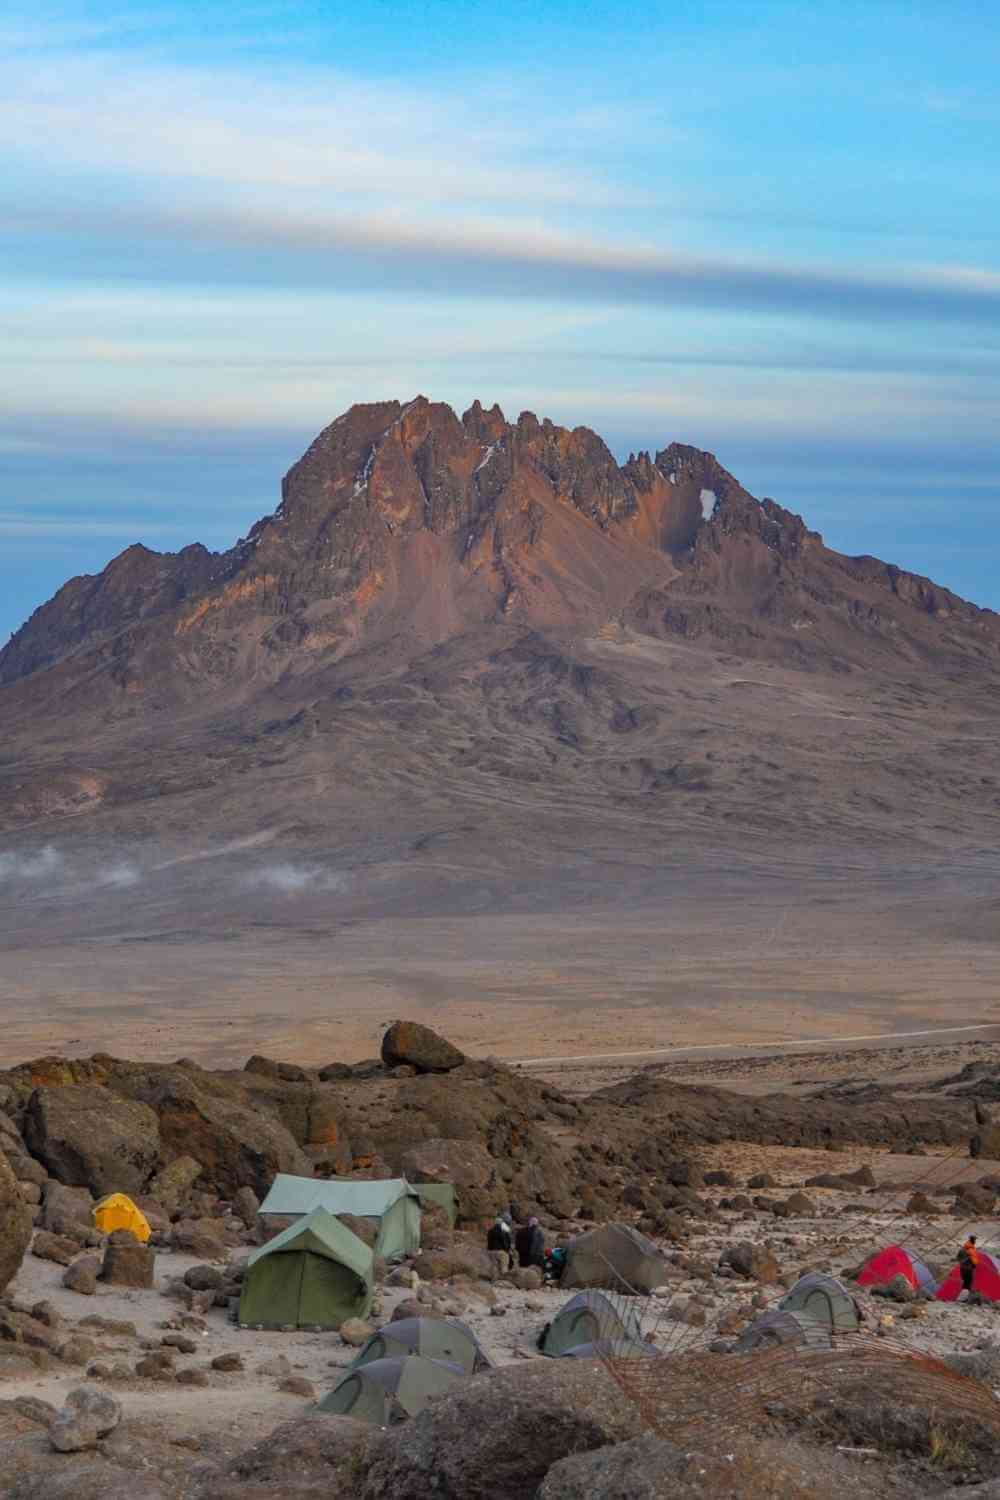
3 396 996 710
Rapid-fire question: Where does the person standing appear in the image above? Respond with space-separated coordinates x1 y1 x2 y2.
515 1215 545 1270
486 1216 512 1275
958 1235 980 1299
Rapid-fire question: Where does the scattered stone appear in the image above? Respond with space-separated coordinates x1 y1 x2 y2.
63 1256 100 1295
515 1267 544 1292
340 1317 375 1347
57 1335 99 1366
78 1316 138 1336
176 1367 210 1386
211 1352 244 1372
184 1263 224 1291
244 1055 311 1082
719 1242 782 1283
906 1191 938 1215
30 1300 62 1328
136 1354 175 1380
49 1385 122 1452
161 1333 198 1354
280 1375 316 1397
32 1230 79 1265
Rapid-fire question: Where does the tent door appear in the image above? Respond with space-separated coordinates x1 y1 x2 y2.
248 1250 306 1328
299 1250 356 1328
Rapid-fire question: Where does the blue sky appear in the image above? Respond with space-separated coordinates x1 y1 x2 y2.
2 0 998 645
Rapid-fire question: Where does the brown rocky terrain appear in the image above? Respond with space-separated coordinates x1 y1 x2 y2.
2 1026 1000 1496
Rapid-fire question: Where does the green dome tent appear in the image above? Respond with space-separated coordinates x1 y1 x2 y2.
539 1290 643 1357
778 1272 860 1333
561 1225 667 1294
319 1354 463 1426
351 1316 491 1374
735 1309 833 1354
239 1206 373 1331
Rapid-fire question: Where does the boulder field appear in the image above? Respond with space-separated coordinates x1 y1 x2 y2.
0 1021 989 1256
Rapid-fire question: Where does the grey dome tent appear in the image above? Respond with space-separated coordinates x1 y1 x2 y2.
561 1224 667 1294
351 1316 491 1374
778 1272 860 1333
239 1206 373 1330
319 1355 463 1426
735 1309 833 1354
539 1290 642 1357
563 1337 657 1360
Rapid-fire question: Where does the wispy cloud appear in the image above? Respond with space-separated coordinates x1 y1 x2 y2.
0 845 63 881
242 863 347 894
0 50 631 210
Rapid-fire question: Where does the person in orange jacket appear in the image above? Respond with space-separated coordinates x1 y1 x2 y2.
958 1235 980 1298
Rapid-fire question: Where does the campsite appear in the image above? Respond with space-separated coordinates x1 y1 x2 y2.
2 1022 1000 1496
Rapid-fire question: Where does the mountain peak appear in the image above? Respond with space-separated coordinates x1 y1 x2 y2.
2 398 997 716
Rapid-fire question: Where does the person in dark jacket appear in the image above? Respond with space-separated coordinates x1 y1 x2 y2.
515 1216 545 1269
486 1216 513 1274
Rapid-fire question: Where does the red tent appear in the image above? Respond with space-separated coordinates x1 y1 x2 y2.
936 1250 1000 1303
857 1244 937 1294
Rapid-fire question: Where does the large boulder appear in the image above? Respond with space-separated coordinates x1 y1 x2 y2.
101 1241 155 1289
24 1086 159 1197
381 1021 465 1074
128 1070 309 1197
360 1360 643 1500
0 1147 33 1292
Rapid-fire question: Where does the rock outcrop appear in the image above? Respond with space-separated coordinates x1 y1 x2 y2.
0 1146 32 1292
24 1086 159 1197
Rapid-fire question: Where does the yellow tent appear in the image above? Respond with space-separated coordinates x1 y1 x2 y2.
93 1193 152 1243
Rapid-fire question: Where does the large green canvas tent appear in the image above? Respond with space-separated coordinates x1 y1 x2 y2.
258 1175 423 1260
352 1316 490 1374
239 1207 373 1330
778 1272 860 1333
539 1290 642 1357
561 1225 667 1294
319 1354 462 1426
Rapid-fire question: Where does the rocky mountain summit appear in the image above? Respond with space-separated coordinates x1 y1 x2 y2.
3 398 997 710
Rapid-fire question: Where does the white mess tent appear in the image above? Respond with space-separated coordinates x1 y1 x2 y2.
259 1175 422 1259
